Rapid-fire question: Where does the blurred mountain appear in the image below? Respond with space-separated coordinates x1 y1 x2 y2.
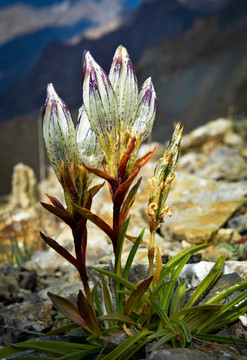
136 0 247 140
0 0 229 122
0 0 141 96
1 0 247 196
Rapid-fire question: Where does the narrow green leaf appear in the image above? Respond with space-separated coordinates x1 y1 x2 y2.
194 333 247 347
91 282 103 317
101 275 114 328
170 304 222 320
175 319 192 343
92 267 136 290
148 329 170 339
205 279 247 305
150 333 176 351
114 216 130 275
197 290 247 333
151 299 175 332
124 277 153 315
58 347 102 360
101 330 153 360
9 343 65 356
48 292 91 332
122 228 145 280
182 255 225 310
6 357 54 360
160 254 190 313
118 336 151 360
45 323 80 335
157 244 211 287
99 314 135 324
169 278 186 316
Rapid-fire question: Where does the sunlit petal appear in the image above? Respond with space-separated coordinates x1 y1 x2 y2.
82 51 118 159
109 46 138 133
133 77 157 141
76 106 104 168
42 83 76 180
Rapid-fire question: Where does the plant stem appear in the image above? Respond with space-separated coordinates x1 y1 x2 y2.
148 230 156 277
113 202 121 254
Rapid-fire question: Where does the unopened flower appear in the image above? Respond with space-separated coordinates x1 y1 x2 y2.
82 46 157 178
42 83 103 211
147 123 183 233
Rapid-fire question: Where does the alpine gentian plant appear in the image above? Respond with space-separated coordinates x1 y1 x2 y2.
1 46 247 360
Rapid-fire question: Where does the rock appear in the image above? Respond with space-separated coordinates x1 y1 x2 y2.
11 163 39 209
212 228 241 245
148 344 247 360
197 146 247 181
181 119 232 153
227 214 247 235
179 261 247 288
160 173 247 244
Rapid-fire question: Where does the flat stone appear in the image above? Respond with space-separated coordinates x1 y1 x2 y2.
161 173 247 244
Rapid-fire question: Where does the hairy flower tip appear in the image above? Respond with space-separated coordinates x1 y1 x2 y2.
76 106 104 169
42 83 76 180
109 46 138 134
147 122 183 231
82 51 118 160
133 77 157 142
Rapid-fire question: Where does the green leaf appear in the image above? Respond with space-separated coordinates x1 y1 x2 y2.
91 282 103 317
150 333 176 351
148 329 170 339
205 279 247 305
122 228 145 282
101 330 153 360
57 347 102 360
197 289 247 333
99 314 135 324
101 275 114 314
156 244 211 289
73 205 114 242
48 292 91 332
174 319 192 344
194 333 247 347
160 254 190 313
114 216 131 313
118 337 151 360
169 278 186 316
92 267 136 291
40 233 79 271
77 290 101 336
182 255 225 310
123 277 153 315
45 322 80 335
170 304 222 320
151 298 175 332
114 216 130 275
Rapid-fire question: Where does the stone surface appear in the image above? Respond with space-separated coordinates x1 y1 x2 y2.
148 345 247 360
